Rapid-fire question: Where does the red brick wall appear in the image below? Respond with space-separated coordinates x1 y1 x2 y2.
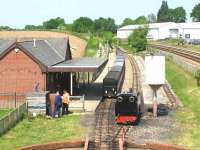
0 48 45 93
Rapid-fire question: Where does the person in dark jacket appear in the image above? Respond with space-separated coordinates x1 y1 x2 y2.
55 91 62 117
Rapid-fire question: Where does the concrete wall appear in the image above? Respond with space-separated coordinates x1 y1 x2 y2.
182 28 200 39
0 48 45 93
147 28 159 40
118 23 200 40
117 29 133 39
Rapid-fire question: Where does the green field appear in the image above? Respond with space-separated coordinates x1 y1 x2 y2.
0 109 12 119
166 59 200 149
0 114 86 150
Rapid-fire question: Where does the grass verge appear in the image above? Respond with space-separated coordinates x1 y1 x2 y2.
0 109 12 119
0 114 85 150
166 58 200 149
119 42 137 54
84 36 100 57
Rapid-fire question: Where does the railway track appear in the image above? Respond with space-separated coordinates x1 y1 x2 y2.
162 83 182 108
87 49 143 150
126 54 141 92
87 98 119 150
150 44 200 63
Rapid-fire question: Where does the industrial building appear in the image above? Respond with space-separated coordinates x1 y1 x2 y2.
117 22 200 40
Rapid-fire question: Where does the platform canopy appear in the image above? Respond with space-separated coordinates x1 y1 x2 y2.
48 57 108 72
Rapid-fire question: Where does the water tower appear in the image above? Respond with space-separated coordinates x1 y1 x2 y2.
145 54 165 117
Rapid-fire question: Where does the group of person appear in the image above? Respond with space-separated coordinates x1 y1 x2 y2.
54 90 71 117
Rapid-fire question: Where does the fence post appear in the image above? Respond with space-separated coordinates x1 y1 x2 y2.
14 92 17 108
82 95 85 112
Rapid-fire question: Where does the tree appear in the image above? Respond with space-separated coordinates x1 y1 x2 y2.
72 17 93 33
121 18 134 26
128 26 149 52
134 16 147 24
0 26 13 31
157 1 171 22
24 25 44 30
147 13 157 23
94 17 117 33
43 17 65 29
191 3 200 22
172 7 186 22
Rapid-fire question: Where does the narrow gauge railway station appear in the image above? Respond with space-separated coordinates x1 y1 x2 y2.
0 38 107 111
0 38 185 150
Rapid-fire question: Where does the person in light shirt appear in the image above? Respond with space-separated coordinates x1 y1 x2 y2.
62 90 71 115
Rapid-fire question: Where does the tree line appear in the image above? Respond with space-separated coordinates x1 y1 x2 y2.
1 1 200 33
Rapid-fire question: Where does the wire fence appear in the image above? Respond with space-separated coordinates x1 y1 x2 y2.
0 93 26 109
0 102 27 135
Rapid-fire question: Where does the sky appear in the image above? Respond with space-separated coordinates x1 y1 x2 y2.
0 0 199 29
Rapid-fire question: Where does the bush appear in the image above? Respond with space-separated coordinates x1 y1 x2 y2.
128 26 148 52
194 69 200 86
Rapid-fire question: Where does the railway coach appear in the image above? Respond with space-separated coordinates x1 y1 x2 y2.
103 49 125 98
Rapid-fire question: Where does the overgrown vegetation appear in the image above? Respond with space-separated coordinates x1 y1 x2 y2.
0 109 12 119
166 59 200 149
194 69 200 86
85 36 100 57
0 115 85 150
128 26 149 52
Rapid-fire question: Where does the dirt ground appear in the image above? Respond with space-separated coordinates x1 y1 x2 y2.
0 31 87 58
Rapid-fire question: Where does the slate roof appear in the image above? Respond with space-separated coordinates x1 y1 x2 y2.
48 57 108 72
0 39 16 55
0 38 71 67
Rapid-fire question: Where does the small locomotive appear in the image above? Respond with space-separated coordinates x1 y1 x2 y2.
115 92 144 125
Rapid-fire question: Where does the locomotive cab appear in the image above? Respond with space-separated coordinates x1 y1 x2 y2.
115 92 143 125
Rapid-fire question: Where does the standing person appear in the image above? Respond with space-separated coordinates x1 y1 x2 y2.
55 91 62 117
33 81 39 92
62 90 70 115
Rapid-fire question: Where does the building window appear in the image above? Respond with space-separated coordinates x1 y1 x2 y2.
185 34 190 39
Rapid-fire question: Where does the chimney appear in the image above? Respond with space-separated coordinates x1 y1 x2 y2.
33 39 36 48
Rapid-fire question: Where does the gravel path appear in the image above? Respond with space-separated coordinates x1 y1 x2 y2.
126 112 179 144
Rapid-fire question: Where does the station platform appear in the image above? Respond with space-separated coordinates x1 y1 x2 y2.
69 51 116 112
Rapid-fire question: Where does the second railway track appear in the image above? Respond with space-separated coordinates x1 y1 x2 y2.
150 44 200 63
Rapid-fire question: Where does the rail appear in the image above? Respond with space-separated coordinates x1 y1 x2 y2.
149 44 200 63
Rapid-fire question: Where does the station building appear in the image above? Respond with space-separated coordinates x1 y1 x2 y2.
117 22 200 40
0 38 107 95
